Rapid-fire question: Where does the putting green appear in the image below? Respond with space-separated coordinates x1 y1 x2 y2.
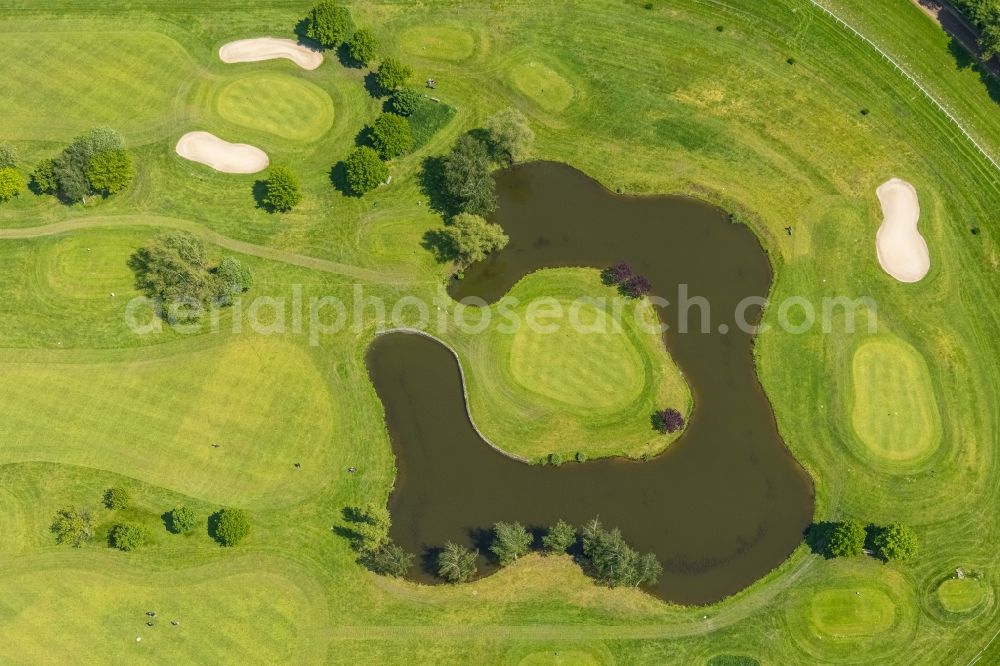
809 588 896 638
42 234 137 300
398 25 476 61
0 338 335 507
937 578 987 613
509 61 574 113
447 268 691 460
850 337 941 463
216 73 334 142
508 298 645 410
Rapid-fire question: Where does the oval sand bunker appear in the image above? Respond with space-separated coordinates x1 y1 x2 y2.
875 178 930 283
175 132 269 174
219 37 323 70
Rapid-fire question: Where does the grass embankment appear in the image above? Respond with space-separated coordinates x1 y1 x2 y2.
0 0 997 663
443 268 691 461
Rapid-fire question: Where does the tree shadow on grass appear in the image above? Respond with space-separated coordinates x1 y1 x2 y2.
293 18 323 52
336 43 363 69
252 179 276 213
329 161 355 197
206 510 223 545
418 155 454 217
363 71 386 99
420 229 458 264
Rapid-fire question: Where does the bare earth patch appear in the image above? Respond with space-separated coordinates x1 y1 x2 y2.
175 131 269 174
218 37 323 71
875 178 930 283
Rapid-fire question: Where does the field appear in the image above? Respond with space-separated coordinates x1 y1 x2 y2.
0 0 998 664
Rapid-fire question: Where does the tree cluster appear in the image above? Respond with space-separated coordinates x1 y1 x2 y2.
811 519 918 561
953 0 1000 60
601 261 652 298
581 518 663 588
43 127 134 203
341 504 415 577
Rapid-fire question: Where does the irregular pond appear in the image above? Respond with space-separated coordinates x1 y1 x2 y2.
368 161 814 605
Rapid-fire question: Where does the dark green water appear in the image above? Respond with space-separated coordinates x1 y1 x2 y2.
368 162 814 605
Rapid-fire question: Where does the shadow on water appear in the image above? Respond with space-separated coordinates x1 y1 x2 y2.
367 162 815 604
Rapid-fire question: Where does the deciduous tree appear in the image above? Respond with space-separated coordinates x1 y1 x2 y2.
51 507 94 547
437 541 478 583
0 167 25 202
212 508 251 546
347 27 378 65
86 149 134 195
305 0 353 48
442 134 497 216
541 519 576 554
344 145 388 195
490 521 533 565
109 523 148 552
376 57 412 93
442 213 509 267
828 519 866 557
873 523 917 561
168 506 198 534
369 112 414 159
486 108 534 164
262 165 302 212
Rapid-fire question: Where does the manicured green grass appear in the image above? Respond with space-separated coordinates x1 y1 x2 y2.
443 268 691 460
0 0 998 663
215 73 335 142
850 336 941 463
938 578 988 613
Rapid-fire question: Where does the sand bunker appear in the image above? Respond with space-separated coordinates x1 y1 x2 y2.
218 37 323 70
875 178 930 283
175 132 269 174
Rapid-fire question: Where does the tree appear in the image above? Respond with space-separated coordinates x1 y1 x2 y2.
369 112 414 159
652 408 685 434
620 274 652 298
109 523 149 552
601 262 634 286
376 57 412 93
437 541 478 583
442 213 509 267
262 165 302 212
216 256 253 301
442 134 497 216
212 508 251 546
347 27 378 65
634 552 664 587
580 518 661 587
828 519 866 557
873 523 918 561
86 149 134 196
129 232 220 313
344 503 391 553
486 108 534 164
361 541 415 577
344 145 388 195
0 167 25 202
168 506 198 534
490 521 533 566
0 143 17 169
103 486 130 510
51 507 94 547
542 519 577 554
305 0 353 48
390 87 421 116
30 158 58 194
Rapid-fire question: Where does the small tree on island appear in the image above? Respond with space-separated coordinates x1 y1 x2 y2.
305 0 354 49
541 519 577 554
375 57 412 93
442 213 509 267
212 508 251 547
620 274 653 298
261 166 302 212
0 167 25 202
168 506 198 534
490 521 533 566
828 519 866 558
369 113 414 159
345 146 388 195
347 27 378 65
437 541 478 583
51 507 94 547
486 108 535 165
109 523 149 552
873 523 918 561
103 486 130 510
652 408 685 434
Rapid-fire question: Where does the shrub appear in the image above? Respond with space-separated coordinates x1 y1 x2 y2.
575 451 588 463
212 508 251 547
216 256 253 300
489 521 532 566
86 149 134 196
441 134 497 216
369 112 414 159
437 541 478 583
347 27 378 65
103 486 130 510
361 541 415 577
390 87 421 116
652 408 685 434
442 213 509 267
541 519 576 554
30 158 58 194
0 143 18 169
601 262 633 286
0 167 25 202
548 452 563 466
51 507 94 547
873 523 918 561
485 108 534 164
168 506 198 534
262 165 302 212
344 145 388 195
376 57 412 93
305 0 353 48
828 519 866 557
109 523 149 552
